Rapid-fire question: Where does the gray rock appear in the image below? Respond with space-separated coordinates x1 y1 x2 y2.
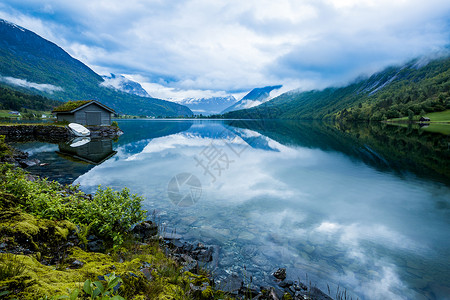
87 239 105 252
161 232 183 240
278 280 293 288
140 267 153 281
132 221 158 241
170 239 184 249
222 273 243 295
273 268 287 280
181 261 198 273
189 282 211 298
309 287 333 300
70 259 84 269
19 158 40 168
195 247 213 262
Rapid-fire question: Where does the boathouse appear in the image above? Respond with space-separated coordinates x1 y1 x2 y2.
52 100 115 126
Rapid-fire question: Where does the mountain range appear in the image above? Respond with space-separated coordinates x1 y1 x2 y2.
0 19 192 117
221 85 282 114
178 85 284 116
224 55 450 120
1 18 448 121
178 96 237 115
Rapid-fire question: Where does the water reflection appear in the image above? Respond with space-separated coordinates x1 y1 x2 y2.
225 120 450 183
57 138 117 165
19 120 450 299
14 138 117 185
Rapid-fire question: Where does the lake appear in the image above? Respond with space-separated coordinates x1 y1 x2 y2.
13 119 450 300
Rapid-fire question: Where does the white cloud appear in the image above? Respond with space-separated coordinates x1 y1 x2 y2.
123 74 233 102
0 0 449 99
0 76 63 93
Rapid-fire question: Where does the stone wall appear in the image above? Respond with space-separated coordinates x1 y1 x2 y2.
0 125 122 142
0 125 71 142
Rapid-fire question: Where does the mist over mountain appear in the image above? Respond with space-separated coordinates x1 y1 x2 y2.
221 85 282 114
0 19 192 117
224 55 450 120
101 73 151 98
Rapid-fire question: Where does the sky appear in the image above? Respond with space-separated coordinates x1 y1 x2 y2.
0 0 449 101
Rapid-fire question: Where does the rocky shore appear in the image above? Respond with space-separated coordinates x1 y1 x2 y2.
1 139 333 300
158 230 333 300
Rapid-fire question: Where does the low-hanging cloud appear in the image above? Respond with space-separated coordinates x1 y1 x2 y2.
0 76 63 93
0 0 449 99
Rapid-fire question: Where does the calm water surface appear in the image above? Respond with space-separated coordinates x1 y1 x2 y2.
15 120 450 300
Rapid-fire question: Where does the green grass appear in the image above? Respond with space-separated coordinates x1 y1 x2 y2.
0 110 19 119
52 100 92 112
424 109 450 122
0 109 53 121
388 109 450 123
388 116 417 122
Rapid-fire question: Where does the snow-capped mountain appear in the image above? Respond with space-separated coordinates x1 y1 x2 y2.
221 85 282 114
101 73 151 97
179 96 237 115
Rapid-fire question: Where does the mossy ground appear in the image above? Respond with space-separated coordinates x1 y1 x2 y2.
0 138 238 299
52 101 93 113
0 140 229 299
0 242 222 299
0 208 76 254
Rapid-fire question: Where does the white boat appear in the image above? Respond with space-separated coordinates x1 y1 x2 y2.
69 137 91 147
68 123 90 137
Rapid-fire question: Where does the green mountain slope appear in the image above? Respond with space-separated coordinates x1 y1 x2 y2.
224 55 450 120
0 85 62 112
0 19 192 117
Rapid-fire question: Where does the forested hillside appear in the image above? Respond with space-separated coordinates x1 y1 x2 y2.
223 55 450 121
0 85 62 111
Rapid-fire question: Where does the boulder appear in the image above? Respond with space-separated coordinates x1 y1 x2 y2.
278 280 293 288
132 221 158 241
272 268 287 281
222 273 243 295
69 259 84 269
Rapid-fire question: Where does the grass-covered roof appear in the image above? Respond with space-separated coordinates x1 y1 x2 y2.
52 100 93 112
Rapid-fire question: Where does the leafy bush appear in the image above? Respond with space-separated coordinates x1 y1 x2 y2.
76 186 146 249
0 164 147 249
111 121 119 128
83 273 125 300
41 273 125 300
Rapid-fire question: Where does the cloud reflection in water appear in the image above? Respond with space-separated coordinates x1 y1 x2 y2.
74 121 450 299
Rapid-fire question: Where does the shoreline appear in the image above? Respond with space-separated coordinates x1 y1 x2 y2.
0 138 334 300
